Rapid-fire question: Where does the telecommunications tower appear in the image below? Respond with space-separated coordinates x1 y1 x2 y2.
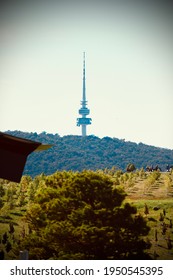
77 52 92 136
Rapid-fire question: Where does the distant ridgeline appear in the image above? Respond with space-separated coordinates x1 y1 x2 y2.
5 131 173 178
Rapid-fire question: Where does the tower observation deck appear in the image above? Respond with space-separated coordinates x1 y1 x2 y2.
77 52 92 136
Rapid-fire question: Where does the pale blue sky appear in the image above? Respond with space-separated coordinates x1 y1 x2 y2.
0 1 173 149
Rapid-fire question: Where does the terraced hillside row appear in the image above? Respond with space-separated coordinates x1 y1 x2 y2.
5 131 173 177
121 170 173 199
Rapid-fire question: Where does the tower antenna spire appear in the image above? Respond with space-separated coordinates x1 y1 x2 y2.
77 52 92 136
83 52 86 102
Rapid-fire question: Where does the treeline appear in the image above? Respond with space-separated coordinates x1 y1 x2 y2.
5 130 173 178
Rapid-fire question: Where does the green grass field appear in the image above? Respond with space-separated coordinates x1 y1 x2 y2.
127 198 173 259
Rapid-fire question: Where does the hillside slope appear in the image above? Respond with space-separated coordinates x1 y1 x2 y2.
5 130 173 178
0 169 173 260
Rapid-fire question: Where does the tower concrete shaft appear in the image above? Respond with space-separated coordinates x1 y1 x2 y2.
77 52 92 136
82 125 87 137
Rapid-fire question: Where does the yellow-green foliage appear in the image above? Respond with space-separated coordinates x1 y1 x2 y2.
0 170 173 260
144 171 161 188
164 173 173 189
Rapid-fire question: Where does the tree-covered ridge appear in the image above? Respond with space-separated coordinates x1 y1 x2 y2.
5 130 173 178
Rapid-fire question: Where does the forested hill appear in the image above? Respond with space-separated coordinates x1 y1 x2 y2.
5 130 173 177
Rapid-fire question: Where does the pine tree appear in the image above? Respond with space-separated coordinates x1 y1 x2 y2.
21 171 151 260
9 222 15 235
144 203 149 216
